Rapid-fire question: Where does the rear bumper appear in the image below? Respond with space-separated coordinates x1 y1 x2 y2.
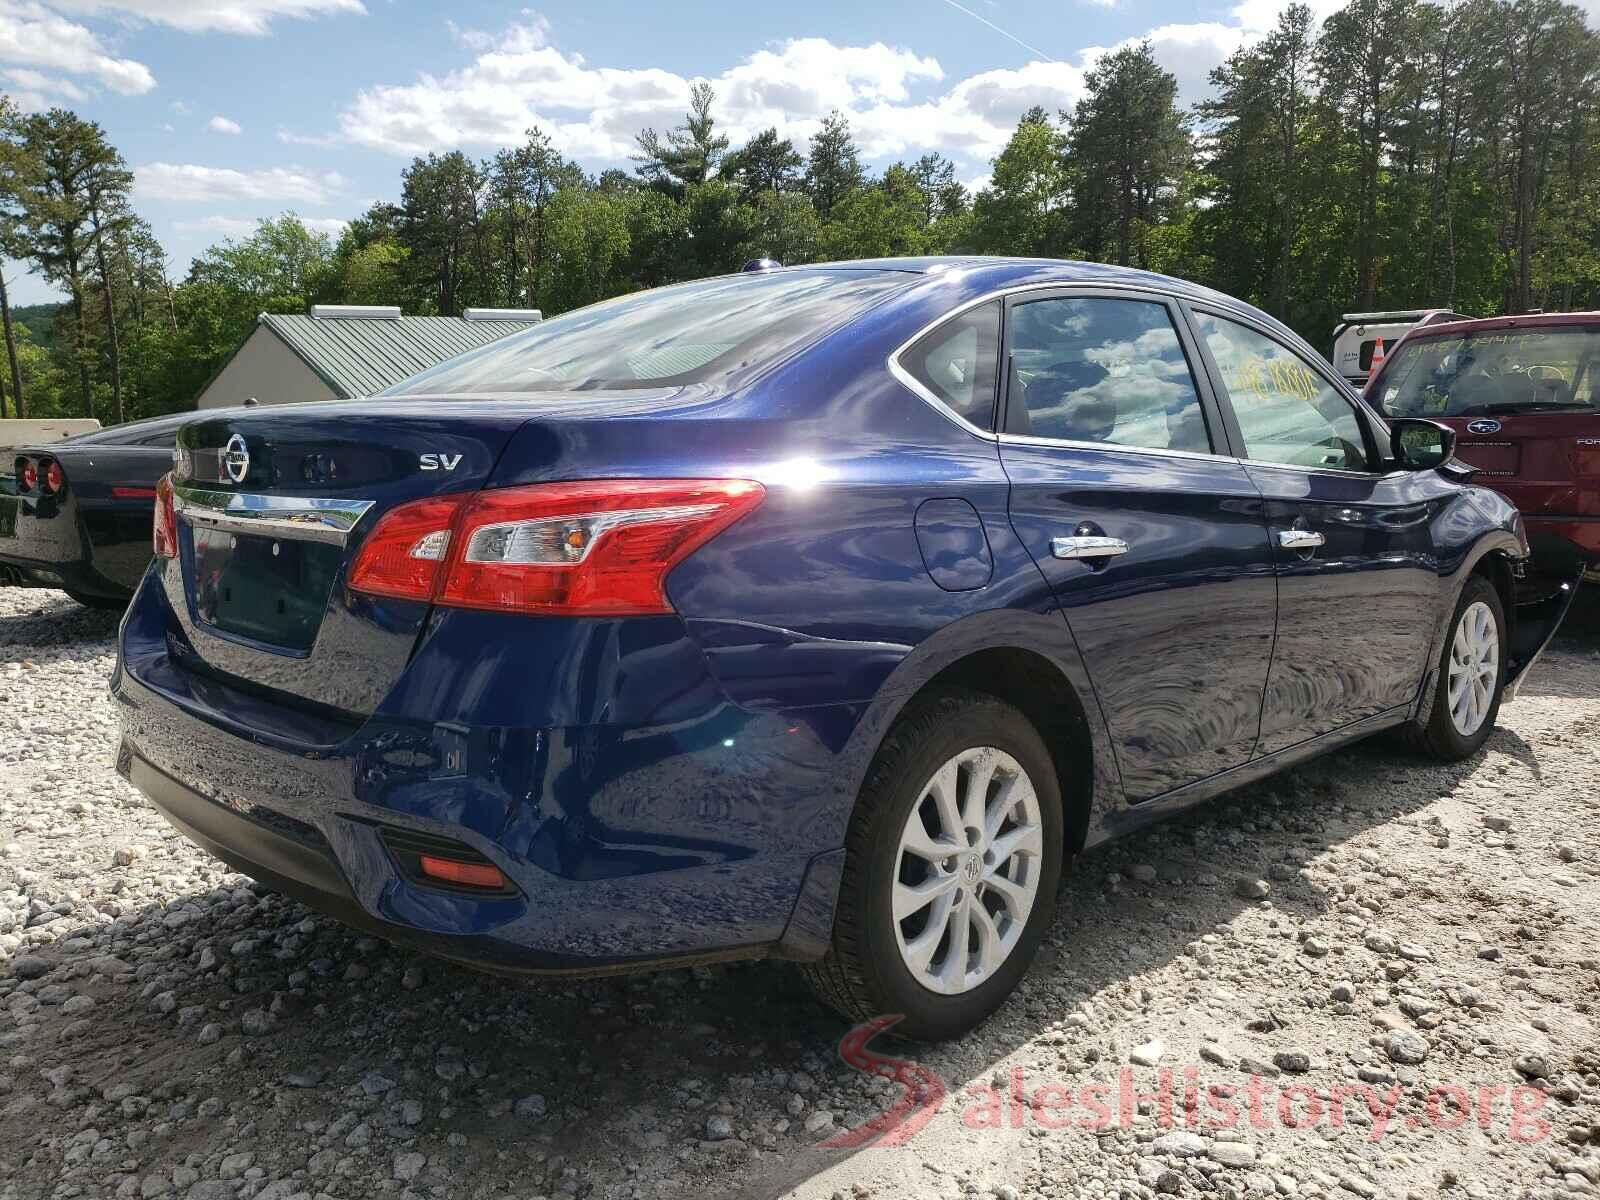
1523 515 1600 573
110 571 853 975
0 547 128 597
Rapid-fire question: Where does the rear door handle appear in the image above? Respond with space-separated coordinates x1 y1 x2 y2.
1051 535 1129 560
1276 529 1326 550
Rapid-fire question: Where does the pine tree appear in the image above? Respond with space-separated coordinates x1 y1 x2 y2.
804 111 866 221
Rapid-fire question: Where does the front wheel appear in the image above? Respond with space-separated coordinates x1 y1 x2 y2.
801 689 1063 1042
1408 575 1507 760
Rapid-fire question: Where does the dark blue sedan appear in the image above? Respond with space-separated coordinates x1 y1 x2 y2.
111 258 1573 1039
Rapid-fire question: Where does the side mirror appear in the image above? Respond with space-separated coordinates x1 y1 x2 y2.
1390 417 1456 471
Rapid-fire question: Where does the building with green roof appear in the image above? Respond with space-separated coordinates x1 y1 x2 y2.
195 305 541 410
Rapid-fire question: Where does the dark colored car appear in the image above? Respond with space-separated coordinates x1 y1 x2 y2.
111 259 1574 1039
1366 312 1600 580
3 413 194 608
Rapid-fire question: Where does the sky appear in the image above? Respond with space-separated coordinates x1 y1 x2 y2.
0 0 1584 305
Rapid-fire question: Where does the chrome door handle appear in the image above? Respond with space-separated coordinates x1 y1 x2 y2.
1276 528 1326 550
1052 535 1129 560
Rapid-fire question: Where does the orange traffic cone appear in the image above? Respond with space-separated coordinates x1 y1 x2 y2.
1370 336 1386 374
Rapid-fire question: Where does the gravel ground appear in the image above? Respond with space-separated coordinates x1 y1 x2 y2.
1 586 1597 1200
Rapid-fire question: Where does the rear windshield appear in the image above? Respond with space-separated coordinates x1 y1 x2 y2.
385 269 911 395
1375 326 1600 417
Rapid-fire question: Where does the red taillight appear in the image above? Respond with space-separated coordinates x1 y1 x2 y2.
417 854 507 890
42 460 64 494
345 493 468 601
153 472 178 558
347 479 765 615
16 457 36 492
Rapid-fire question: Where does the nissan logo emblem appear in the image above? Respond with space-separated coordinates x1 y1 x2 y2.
1466 419 1502 435
222 434 250 484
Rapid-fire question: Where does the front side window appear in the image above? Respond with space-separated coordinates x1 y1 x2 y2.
1197 313 1370 471
1004 297 1211 453
387 269 911 395
899 301 1001 429
1373 326 1600 418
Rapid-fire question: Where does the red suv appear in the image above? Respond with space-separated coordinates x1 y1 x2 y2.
1367 312 1600 580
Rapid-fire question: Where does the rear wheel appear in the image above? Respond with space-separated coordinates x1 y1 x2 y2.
801 689 1063 1041
1407 575 1506 760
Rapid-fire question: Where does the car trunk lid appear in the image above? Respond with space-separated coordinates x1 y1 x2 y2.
166 400 575 715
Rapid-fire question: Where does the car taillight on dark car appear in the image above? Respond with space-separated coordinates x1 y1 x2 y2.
42 460 64 494
15 457 36 493
153 472 178 558
348 478 765 615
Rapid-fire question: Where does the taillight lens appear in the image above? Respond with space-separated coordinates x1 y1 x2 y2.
345 494 468 601
16 457 36 492
348 479 764 615
42 460 64 494
153 472 178 558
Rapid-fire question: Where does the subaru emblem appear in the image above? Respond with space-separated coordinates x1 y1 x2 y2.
1465 418 1502 435
222 434 250 484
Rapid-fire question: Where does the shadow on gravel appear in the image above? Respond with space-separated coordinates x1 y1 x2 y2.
5 727 1510 1200
0 591 122 662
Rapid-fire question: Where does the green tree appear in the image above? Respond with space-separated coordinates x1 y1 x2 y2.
398 151 488 315
1065 43 1192 268
17 108 133 419
969 108 1069 256
726 127 804 199
634 82 729 192
804 111 866 220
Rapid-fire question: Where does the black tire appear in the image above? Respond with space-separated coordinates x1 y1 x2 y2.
64 589 128 612
1406 575 1507 760
800 688 1064 1042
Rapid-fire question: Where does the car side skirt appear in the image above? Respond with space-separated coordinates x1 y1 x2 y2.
1083 704 1413 849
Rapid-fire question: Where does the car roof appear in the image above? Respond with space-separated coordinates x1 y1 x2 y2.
1395 311 1600 341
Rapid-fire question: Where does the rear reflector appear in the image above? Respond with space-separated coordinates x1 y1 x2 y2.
153 472 178 558
417 855 508 890
348 479 764 615
113 486 157 499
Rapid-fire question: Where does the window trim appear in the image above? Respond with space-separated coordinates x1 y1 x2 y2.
895 299 1004 433
1184 301 1398 479
997 286 1226 459
888 281 1227 445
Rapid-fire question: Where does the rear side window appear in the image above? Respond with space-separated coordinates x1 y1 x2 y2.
1375 326 1600 418
1004 297 1211 453
387 270 910 395
899 302 1001 429
1197 312 1370 471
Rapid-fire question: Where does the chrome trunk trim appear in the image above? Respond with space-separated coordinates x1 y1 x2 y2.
172 485 375 548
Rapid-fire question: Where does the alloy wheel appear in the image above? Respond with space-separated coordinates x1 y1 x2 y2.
891 747 1044 995
1447 599 1499 737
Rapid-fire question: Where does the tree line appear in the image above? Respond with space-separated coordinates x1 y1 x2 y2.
1 0 1596 424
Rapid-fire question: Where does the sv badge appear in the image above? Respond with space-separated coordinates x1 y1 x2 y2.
420 453 463 471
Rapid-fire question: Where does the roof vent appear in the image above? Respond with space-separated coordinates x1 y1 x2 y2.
462 307 542 322
309 304 402 320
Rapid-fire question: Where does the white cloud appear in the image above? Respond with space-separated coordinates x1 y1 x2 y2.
326 2 1362 179
275 126 337 147
136 162 346 204
3 66 87 100
0 0 155 94
337 32 946 160
208 115 242 135
171 214 257 238
50 0 366 35
172 213 350 239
